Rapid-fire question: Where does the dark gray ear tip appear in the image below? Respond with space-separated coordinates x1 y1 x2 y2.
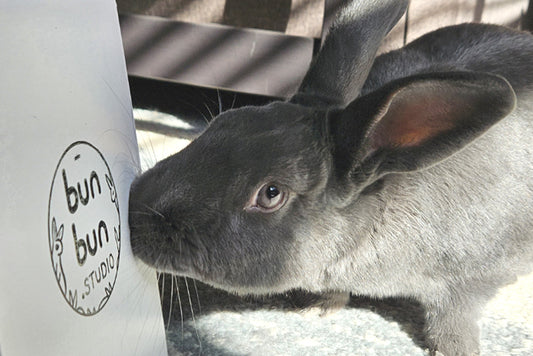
485 74 518 112
462 72 517 117
394 71 517 114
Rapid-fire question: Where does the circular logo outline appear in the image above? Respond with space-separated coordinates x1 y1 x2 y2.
48 141 121 316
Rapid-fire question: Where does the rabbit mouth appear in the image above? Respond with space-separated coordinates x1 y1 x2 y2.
129 224 207 280
129 203 206 269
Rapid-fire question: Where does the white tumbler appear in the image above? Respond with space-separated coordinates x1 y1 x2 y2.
0 1 168 355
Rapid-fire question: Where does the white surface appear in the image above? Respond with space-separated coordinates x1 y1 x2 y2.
0 1 167 355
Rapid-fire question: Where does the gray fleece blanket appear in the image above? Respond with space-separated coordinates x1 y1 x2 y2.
162 272 533 356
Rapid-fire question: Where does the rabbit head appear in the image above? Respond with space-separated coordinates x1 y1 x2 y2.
129 101 329 293
129 70 515 294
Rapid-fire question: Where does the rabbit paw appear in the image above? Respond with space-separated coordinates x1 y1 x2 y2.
287 290 350 317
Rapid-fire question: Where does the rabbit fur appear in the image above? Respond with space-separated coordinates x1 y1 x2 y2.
129 1 533 354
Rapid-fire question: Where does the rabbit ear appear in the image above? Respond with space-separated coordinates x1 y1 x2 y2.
291 0 409 108
328 72 516 181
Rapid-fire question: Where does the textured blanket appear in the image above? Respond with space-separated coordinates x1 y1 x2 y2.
162 272 533 355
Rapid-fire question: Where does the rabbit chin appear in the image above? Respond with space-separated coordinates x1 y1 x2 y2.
174 260 309 296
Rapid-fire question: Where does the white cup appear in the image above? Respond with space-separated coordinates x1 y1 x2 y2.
0 1 167 355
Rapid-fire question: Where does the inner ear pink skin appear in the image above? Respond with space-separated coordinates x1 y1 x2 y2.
369 84 462 151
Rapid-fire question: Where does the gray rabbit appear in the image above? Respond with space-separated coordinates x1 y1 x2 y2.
129 0 533 355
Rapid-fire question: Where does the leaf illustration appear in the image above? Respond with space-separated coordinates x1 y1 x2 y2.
68 289 78 309
114 227 120 250
98 294 111 311
50 218 67 294
50 217 64 255
55 262 67 296
105 173 117 203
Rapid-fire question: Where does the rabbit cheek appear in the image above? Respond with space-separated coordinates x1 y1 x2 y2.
193 215 296 293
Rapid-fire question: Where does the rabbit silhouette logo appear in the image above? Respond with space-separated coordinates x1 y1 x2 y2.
48 141 121 316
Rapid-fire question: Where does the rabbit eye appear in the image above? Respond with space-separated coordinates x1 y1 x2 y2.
247 183 288 213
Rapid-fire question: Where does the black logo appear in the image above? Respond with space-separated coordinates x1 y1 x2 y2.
48 141 121 316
